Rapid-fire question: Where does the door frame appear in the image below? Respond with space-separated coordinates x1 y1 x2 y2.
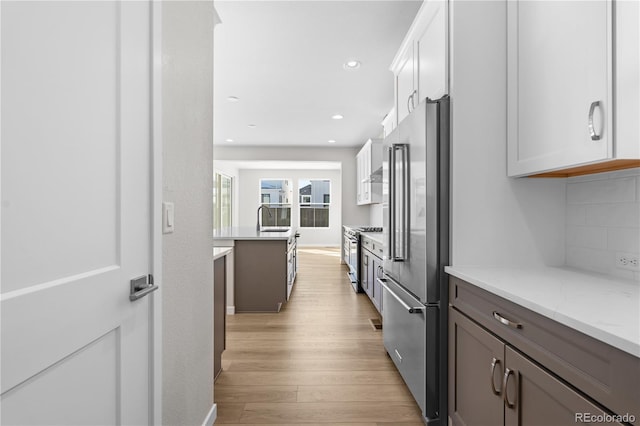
151 0 163 424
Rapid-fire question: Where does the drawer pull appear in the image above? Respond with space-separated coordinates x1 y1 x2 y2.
503 368 517 409
490 357 502 395
493 311 522 329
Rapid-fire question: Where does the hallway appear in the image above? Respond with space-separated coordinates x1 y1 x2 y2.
215 247 423 424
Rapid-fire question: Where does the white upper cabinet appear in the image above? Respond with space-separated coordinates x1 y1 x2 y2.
416 0 448 102
382 107 397 139
507 0 640 177
356 139 383 205
391 0 449 125
395 45 416 124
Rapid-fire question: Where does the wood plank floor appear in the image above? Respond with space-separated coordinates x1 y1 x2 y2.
215 247 423 425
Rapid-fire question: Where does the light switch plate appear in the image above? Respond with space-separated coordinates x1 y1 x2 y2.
163 202 174 234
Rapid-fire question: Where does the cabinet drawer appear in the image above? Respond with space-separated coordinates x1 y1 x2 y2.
450 276 640 422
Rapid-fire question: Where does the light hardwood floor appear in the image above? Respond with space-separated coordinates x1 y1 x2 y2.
215 247 424 425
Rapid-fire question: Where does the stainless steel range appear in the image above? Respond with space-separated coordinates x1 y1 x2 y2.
342 225 383 292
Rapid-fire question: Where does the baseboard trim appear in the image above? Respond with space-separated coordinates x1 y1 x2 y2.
226 306 235 315
202 403 217 426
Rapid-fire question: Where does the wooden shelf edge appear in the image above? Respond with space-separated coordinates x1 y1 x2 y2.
529 159 640 178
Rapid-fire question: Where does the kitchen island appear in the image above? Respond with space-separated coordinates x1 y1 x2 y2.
214 227 298 312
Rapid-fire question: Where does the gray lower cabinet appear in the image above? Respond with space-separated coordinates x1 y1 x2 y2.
361 250 370 296
369 255 382 313
449 276 638 426
361 235 383 315
449 308 503 426
449 308 619 426
213 256 226 381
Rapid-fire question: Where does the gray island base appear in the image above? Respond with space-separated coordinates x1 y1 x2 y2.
215 227 298 313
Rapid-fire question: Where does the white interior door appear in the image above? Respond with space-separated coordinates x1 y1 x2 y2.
1 1 158 425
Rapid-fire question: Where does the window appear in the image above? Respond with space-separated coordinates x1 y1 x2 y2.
213 172 233 231
259 179 292 227
299 179 330 228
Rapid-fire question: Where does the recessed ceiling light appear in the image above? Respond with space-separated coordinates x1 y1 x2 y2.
331 114 344 120
343 60 361 70
225 139 234 142
247 124 257 128
227 96 239 102
328 139 336 144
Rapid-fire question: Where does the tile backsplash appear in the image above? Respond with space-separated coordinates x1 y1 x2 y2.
566 168 640 281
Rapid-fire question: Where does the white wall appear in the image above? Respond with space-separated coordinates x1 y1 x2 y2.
162 2 215 425
214 146 371 226
238 168 342 246
369 203 383 227
450 0 566 267
565 168 640 281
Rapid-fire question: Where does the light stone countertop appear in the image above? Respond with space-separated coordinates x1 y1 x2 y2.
445 265 640 358
360 232 384 245
214 226 296 241
213 247 233 260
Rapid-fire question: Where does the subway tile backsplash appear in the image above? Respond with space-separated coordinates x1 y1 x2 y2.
566 168 640 281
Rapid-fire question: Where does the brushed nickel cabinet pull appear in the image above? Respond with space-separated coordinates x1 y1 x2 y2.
490 357 502 395
588 100 602 141
503 368 517 409
493 311 522 329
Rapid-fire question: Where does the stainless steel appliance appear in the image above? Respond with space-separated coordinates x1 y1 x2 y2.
343 225 384 293
343 226 360 291
379 96 449 425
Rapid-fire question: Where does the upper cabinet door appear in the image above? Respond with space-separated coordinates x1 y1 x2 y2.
507 0 612 177
416 0 448 102
396 45 416 124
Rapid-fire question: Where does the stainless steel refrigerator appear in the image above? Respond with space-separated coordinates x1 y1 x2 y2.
379 96 449 425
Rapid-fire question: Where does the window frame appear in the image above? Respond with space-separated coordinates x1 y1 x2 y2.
298 178 331 229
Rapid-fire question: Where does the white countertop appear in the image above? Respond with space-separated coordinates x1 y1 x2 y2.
360 232 384 245
214 226 295 240
445 266 640 358
213 247 233 260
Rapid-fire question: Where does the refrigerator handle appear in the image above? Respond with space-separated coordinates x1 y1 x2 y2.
388 146 395 260
392 144 409 261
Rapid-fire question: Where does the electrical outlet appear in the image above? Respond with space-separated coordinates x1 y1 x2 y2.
615 252 640 271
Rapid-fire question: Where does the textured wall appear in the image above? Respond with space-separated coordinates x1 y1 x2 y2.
450 0 567 267
162 1 215 424
566 168 640 281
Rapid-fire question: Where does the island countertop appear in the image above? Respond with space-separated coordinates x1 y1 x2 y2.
445 265 640 358
214 226 296 241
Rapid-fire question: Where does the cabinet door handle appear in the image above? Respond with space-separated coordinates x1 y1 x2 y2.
502 368 517 409
588 100 602 141
490 357 502 395
406 90 417 114
493 311 522 329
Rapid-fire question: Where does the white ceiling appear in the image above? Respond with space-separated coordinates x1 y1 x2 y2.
213 1 422 148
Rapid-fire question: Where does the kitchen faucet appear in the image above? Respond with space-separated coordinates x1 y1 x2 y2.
256 205 273 231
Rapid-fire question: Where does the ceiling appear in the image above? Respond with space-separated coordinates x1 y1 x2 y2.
213 1 422 148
